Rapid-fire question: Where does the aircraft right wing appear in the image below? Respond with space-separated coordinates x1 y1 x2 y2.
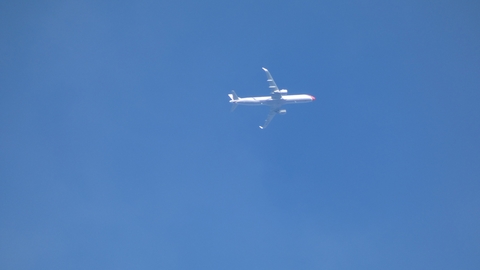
262 67 279 93
259 107 279 129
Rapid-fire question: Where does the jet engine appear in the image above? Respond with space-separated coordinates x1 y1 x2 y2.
273 89 288 95
277 109 287 115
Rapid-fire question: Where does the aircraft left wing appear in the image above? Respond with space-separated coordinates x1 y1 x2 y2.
259 107 279 129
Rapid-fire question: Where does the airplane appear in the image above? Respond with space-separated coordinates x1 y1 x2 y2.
228 67 315 129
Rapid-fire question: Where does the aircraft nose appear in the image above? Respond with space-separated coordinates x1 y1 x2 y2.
310 95 315 101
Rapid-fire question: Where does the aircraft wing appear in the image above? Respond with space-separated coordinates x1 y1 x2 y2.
259 106 280 129
262 67 279 93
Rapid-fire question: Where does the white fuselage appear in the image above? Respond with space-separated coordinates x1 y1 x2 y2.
230 94 315 106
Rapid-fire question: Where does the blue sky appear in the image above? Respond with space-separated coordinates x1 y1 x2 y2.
1 0 479 269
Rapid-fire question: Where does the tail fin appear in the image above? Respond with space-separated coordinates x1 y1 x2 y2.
228 90 239 112
228 90 239 100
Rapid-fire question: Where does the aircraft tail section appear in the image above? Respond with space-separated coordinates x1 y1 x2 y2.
229 90 239 100
229 90 239 112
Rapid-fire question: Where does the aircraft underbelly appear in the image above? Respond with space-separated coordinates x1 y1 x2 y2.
239 96 276 106
283 95 313 103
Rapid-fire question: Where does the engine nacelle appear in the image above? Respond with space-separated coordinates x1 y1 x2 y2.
277 109 287 115
274 89 288 95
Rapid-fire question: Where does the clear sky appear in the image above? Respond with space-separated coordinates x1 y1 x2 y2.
1 1 479 269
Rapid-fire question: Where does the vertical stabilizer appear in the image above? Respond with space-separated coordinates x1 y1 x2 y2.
230 90 239 100
229 90 239 112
